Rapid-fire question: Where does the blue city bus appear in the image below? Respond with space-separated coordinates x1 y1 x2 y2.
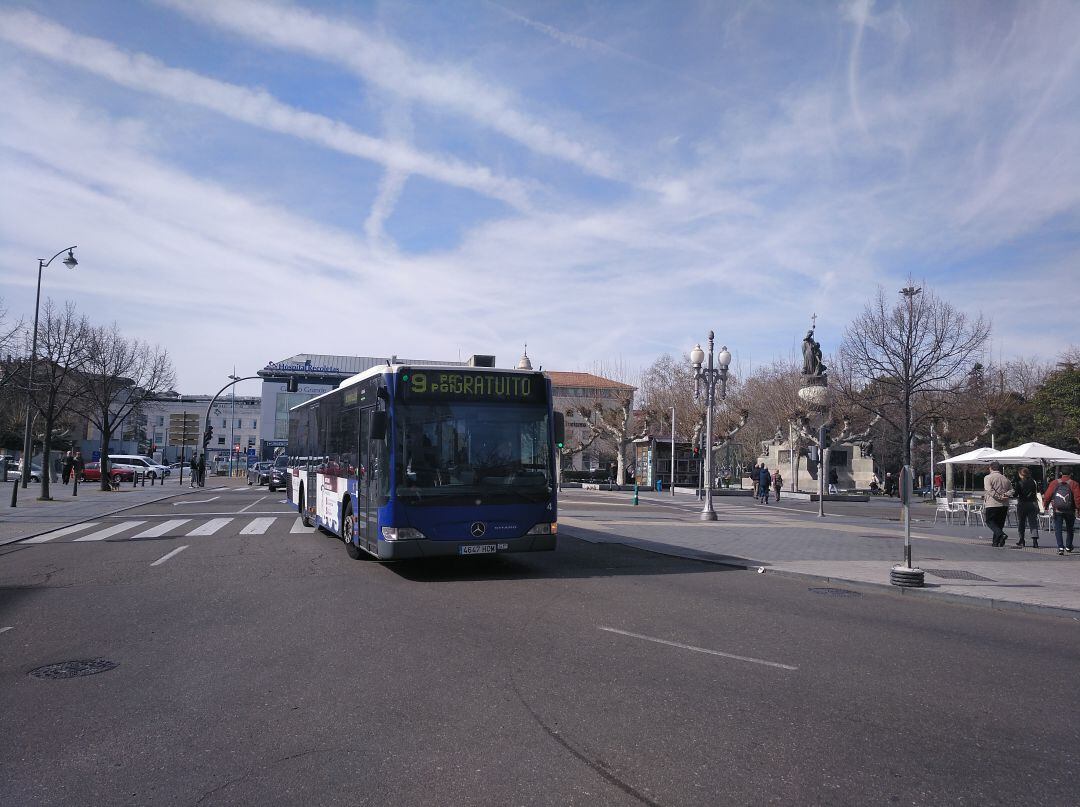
286 363 563 560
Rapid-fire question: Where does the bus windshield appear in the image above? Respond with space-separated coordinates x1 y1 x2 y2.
397 402 552 505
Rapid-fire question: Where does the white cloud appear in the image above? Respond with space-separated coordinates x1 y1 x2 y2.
157 0 626 181
0 8 533 210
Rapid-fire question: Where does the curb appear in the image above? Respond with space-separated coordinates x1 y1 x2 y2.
566 528 1080 623
0 485 228 547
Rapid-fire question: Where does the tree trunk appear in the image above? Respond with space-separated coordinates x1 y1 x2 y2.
40 423 54 501
615 441 627 486
99 412 112 492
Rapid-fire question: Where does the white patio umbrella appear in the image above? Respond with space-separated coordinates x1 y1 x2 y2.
937 447 1000 465
988 442 1080 465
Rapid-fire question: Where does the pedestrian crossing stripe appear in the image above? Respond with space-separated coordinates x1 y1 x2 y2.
74 521 147 542
21 516 311 543
186 518 233 536
239 517 275 535
131 519 191 539
24 522 101 543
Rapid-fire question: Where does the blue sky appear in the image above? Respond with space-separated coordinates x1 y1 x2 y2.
2 0 1078 394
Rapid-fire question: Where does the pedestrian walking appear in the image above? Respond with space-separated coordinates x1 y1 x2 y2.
757 464 772 504
1013 467 1041 548
70 450 84 485
61 450 74 485
983 461 1014 547
1042 468 1080 556
884 472 895 496
197 454 206 487
828 466 839 495
189 455 198 487
933 472 944 498
772 470 782 501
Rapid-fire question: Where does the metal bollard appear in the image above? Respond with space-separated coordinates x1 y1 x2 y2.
72 473 78 497
10 479 17 508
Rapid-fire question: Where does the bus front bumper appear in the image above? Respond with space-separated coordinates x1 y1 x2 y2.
376 534 556 560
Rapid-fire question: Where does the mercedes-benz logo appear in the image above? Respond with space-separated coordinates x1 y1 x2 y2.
470 521 486 538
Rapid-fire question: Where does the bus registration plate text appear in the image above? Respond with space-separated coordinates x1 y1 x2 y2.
460 543 508 555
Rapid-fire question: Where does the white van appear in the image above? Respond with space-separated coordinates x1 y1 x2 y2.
109 454 170 479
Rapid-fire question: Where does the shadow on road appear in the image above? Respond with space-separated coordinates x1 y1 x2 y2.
386 533 741 583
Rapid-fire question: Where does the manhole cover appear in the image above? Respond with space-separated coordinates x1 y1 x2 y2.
808 587 861 597
29 659 118 679
923 569 996 582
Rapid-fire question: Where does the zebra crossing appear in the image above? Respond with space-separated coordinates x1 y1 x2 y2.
23 515 314 544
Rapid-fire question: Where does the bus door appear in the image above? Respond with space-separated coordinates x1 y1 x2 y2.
356 408 377 552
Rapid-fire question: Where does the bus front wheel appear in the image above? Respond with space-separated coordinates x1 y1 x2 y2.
343 512 363 560
299 487 312 528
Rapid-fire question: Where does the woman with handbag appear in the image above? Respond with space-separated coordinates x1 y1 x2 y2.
1013 467 1040 548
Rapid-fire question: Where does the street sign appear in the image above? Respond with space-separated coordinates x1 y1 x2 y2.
168 413 202 447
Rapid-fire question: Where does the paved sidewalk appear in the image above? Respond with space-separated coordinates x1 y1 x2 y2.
0 477 234 546
561 490 1080 619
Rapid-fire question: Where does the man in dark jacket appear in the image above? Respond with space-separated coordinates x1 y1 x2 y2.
757 464 772 504
1043 469 1080 556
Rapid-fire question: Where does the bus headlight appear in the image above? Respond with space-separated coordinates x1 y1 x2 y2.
381 527 425 541
526 522 557 535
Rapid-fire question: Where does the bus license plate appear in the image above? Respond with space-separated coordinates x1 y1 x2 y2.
460 543 508 555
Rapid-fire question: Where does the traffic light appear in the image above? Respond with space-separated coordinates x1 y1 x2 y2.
203 425 214 448
819 424 832 449
692 445 700 459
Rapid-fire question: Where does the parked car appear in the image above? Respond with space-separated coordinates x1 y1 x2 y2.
80 461 135 483
109 454 170 479
268 456 289 492
247 461 272 486
9 466 43 482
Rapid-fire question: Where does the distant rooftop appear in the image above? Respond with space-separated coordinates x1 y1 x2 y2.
546 371 636 391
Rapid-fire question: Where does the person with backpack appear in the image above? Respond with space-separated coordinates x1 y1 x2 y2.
772 470 783 502
1043 468 1080 555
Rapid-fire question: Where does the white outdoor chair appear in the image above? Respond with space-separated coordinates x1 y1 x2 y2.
1038 507 1054 533
1006 503 1018 527
966 503 985 527
934 498 961 525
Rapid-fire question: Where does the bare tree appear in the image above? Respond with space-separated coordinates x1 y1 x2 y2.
638 353 701 440
835 283 990 469
570 361 638 485
0 298 24 395
78 324 176 490
25 300 91 499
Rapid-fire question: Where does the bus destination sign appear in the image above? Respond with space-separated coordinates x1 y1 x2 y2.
401 370 544 403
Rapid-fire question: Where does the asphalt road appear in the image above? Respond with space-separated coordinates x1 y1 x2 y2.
1 486 1078 806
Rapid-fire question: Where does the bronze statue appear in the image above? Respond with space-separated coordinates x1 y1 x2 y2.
802 327 826 380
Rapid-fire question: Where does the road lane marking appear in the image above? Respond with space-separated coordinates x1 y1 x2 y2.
239 495 268 513
599 626 798 671
173 497 220 506
130 519 191 539
186 518 233 536
151 545 189 566
239 517 276 535
23 523 100 543
73 521 147 542
290 517 314 533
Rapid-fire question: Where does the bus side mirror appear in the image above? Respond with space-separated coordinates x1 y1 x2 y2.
369 411 387 441
554 411 565 449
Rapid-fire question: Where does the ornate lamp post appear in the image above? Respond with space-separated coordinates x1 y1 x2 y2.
690 331 731 521
20 246 78 492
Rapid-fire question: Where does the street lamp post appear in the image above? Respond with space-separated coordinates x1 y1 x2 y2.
690 331 731 521
20 246 78 492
